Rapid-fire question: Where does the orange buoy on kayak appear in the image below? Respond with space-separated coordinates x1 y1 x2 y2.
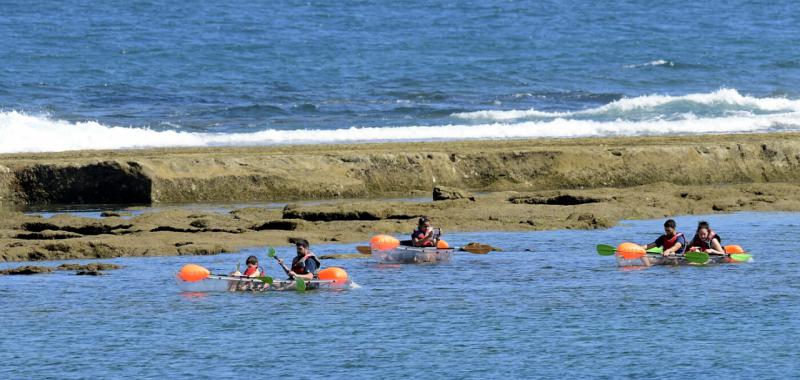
177 264 210 282
436 239 449 249
318 267 349 283
724 245 744 254
370 234 400 251
617 242 646 260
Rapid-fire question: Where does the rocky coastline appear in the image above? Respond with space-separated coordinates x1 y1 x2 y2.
2 133 799 262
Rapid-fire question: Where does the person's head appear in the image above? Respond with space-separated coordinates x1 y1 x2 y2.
697 226 710 240
697 220 710 232
246 255 258 267
418 216 431 229
295 239 310 256
663 219 677 236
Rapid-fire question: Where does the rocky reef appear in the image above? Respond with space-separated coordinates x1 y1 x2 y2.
1 133 799 261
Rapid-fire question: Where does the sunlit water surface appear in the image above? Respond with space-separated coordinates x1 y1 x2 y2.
1 212 798 379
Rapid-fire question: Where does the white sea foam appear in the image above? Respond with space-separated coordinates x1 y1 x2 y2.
453 89 800 121
3 108 800 154
624 59 674 68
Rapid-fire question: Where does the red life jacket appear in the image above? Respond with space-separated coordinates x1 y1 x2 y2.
692 238 714 252
291 254 321 275
243 266 264 277
689 229 721 252
412 228 435 247
662 232 684 251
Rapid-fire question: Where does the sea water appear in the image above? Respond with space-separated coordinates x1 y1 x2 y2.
2 0 800 152
1 212 798 379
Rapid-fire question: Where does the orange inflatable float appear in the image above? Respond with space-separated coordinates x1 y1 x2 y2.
177 264 210 282
724 245 744 254
617 242 646 260
436 239 449 249
370 234 400 251
317 267 349 284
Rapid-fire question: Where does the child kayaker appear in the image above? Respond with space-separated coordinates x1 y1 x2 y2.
641 219 686 257
231 255 265 277
411 216 440 247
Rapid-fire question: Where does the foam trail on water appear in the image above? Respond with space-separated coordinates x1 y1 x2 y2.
3 109 800 153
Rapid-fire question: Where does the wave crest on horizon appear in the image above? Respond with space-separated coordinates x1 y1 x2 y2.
3 89 800 153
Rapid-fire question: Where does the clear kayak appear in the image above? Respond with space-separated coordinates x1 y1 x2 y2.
371 245 454 264
616 253 738 267
176 275 354 292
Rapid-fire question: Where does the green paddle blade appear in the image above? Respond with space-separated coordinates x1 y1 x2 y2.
685 251 709 264
729 253 752 262
256 276 273 285
596 244 616 256
295 278 306 292
646 246 663 254
267 247 276 258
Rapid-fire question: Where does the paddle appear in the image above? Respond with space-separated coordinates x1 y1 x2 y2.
595 244 662 257
268 247 293 278
708 252 752 262
684 251 710 264
596 244 617 256
295 278 307 292
356 243 494 254
267 247 309 291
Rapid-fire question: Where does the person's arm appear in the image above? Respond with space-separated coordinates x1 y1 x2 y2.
642 236 662 251
664 236 686 255
708 238 725 254
664 242 682 255
288 258 317 280
411 231 422 246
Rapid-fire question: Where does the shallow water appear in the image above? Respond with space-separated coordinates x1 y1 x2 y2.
1 212 799 379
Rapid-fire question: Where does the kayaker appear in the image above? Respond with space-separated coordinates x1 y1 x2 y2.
641 219 686 257
411 216 440 247
687 221 725 254
231 255 266 277
277 239 321 280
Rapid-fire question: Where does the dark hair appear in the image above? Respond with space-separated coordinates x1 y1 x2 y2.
246 255 258 266
663 219 676 229
418 216 429 225
697 221 709 231
295 239 309 248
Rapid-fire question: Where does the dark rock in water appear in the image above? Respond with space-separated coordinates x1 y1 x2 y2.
57 263 122 271
13 161 151 204
509 193 605 205
189 219 209 228
462 242 501 252
0 265 54 275
566 213 609 229
15 230 83 240
433 186 475 201
177 244 229 256
251 220 300 231
283 204 389 221
100 211 121 217
76 270 104 276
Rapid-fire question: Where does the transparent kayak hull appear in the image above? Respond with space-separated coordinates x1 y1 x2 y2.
371 245 454 264
616 253 731 267
176 275 353 292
